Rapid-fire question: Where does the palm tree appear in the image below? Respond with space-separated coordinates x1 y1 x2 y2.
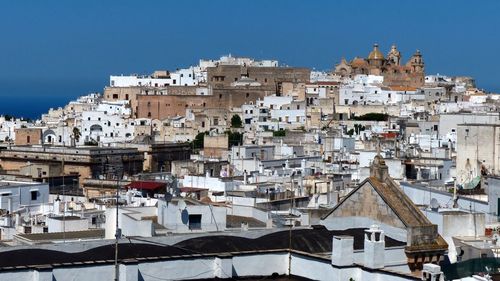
72 127 81 143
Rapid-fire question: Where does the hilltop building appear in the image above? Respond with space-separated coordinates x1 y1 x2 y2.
334 44 425 88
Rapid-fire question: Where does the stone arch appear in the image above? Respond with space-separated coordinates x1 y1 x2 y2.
43 129 57 144
90 124 103 132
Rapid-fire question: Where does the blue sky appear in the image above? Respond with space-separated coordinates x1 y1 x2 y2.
0 0 499 117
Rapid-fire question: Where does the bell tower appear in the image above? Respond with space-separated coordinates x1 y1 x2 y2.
408 50 424 73
387 44 401 66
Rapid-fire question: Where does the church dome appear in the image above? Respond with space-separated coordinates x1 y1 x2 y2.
368 44 384 60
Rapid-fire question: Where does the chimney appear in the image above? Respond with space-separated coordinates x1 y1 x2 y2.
331 235 354 266
421 263 444 281
364 225 385 269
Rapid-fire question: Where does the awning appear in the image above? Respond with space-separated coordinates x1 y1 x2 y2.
126 181 166 191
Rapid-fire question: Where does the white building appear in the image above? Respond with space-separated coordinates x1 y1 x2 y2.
110 68 197 87
157 198 226 233
0 181 49 213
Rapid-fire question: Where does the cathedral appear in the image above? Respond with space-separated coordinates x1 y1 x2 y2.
334 44 425 88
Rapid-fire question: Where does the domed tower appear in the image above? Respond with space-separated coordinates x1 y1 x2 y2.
367 43 384 67
387 44 401 66
408 49 424 73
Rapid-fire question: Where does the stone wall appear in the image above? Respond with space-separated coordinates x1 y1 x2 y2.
14 128 42 145
329 182 406 230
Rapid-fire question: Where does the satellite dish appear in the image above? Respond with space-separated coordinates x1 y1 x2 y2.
430 198 439 210
177 199 187 210
181 209 189 225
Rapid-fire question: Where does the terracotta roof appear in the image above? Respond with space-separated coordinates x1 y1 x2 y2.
350 58 368 67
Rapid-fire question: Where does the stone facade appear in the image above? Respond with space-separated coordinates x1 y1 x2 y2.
207 65 310 90
327 181 406 229
14 128 42 145
136 90 268 120
203 135 229 159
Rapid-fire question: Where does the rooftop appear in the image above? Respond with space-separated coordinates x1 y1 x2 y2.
0 226 404 270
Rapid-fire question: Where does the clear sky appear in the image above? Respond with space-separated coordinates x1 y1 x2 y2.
0 0 499 117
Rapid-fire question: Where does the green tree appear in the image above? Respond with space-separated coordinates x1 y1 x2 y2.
230 114 243 128
191 132 208 150
226 131 244 147
351 113 389 121
273 130 286 137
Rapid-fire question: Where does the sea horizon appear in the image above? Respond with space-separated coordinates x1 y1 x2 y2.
1 77 499 121
0 78 106 120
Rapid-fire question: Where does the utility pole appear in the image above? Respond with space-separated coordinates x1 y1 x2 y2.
111 164 123 281
288 171 295 276
114 174 120 281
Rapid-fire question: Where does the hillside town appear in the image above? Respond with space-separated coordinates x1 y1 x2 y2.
0 45 499 281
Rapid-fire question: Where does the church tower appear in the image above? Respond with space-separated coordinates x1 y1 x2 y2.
408 50 424 73
387 44 401 66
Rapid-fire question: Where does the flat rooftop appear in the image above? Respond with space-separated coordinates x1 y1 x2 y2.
0 180 46 188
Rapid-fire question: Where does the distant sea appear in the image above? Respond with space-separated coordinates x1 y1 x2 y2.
0 78 106 120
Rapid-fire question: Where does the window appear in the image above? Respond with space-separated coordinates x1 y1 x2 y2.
31 190 38 201
112 94 118 99
188 214 202 230
27 136 30 144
